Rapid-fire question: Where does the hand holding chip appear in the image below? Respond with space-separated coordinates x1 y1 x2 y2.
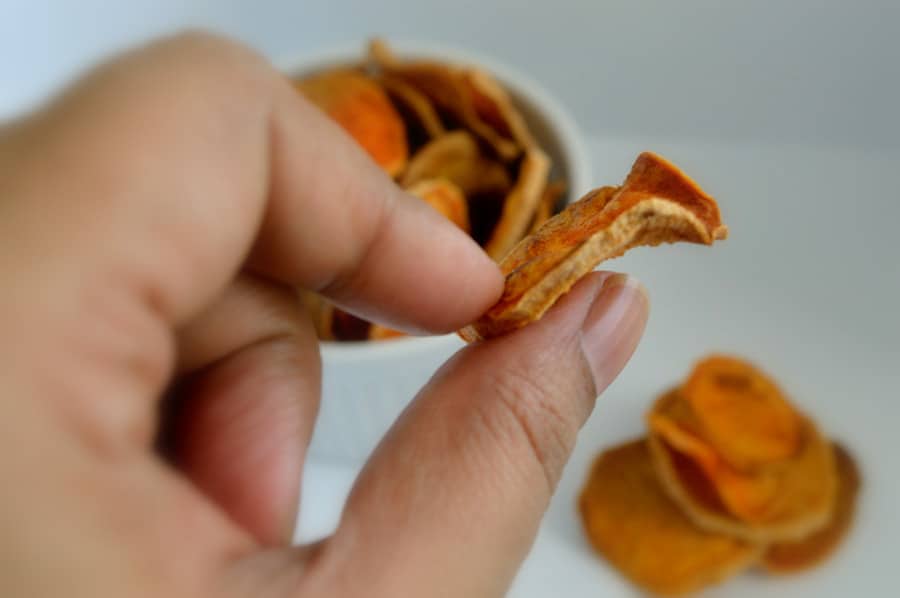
0 33 649 598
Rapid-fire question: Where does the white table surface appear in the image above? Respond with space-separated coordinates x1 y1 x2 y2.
297 134 900 596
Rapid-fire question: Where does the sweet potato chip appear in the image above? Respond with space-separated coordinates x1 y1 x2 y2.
459 152 728 342
529 179 567 233
683 355 801 471
648 389 781 523
295 69 408 177
579 439 762 596
763 443 861 573
463 68 536 149
484 148 551 260
401 131 512 197
299 291 335 341
368 324 406 340
300 291 389 342
649 402 837 543
368 39 520 161
406 178 470 232
378 74 446 140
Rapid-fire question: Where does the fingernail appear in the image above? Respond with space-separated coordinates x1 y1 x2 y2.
580 273 650 395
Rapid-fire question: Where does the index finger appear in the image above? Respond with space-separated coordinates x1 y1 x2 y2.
0 32 502 335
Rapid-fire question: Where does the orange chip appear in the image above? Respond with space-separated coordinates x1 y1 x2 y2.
649 393 837 543
763 443 861 573
368 39 520 161
299 291 335 341
295 69 408 177
683 355 801 471
648 389 780 524
462 68 536 149
579 439 762 596
459 152 728 342
299 293 375 342
528 179 567 233
368 324 407 341
406 178 470 232
483 148 551 260
378 74 446 140
401 131 511 197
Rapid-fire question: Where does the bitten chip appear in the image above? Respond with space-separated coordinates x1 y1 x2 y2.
295 69 408 177
579 439 761 596
459 152 727 342
763 443 861 573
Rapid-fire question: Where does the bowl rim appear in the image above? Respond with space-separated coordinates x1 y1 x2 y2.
279 39 592 359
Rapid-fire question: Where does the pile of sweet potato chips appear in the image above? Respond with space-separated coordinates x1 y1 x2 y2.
294 39 566 341
579 355 861 595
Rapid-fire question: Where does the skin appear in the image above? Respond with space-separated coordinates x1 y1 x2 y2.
0 32 649 598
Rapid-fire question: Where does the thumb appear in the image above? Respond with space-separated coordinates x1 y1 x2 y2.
318 271 648 597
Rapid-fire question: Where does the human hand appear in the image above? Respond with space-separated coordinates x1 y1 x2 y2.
0 33 648 598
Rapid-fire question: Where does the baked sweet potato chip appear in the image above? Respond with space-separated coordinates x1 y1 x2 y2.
648 390 778 523
299 291 335 341
459 152 728 342
463 68 536 149
401 131 512 197
683 355 801 470
368 39 520 161
299 292 375 342
579 439 761 596
295 69 408 177
763 443 860 573
484 148 551 260
649 400 837 543
529 180 567 234
378 74 446 140
329 308 371 341
407 178 470 232
368 323 406 341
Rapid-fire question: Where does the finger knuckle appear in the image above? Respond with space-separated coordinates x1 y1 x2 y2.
150 30 273 96
165 29 265 67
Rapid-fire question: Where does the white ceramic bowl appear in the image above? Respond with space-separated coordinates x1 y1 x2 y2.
282 41 592 464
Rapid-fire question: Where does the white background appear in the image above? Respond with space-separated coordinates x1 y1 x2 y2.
3 2 899 596
2 0 899 149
